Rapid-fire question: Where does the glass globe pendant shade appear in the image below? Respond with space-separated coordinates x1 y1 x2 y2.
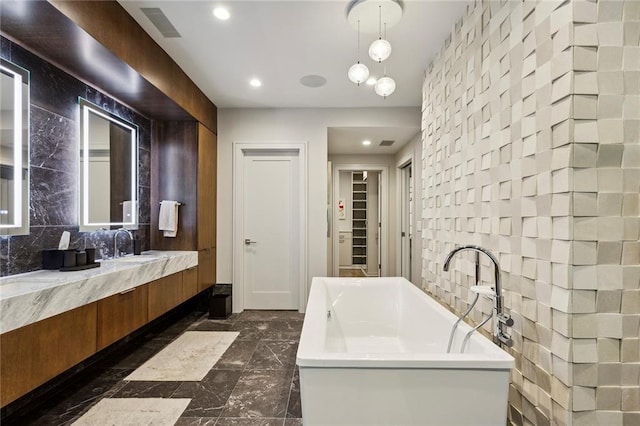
348 62 370 85
374 76 396 98
369 38 392 63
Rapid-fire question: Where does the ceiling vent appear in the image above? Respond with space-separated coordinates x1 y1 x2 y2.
379 140 395 147
141 8 181 38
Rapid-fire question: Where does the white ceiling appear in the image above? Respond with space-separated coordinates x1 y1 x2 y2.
118 0 467 154
328 126 420 155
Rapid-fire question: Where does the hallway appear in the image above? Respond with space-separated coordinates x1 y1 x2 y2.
5 308 304 426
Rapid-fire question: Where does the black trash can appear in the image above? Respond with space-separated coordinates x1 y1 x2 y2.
209 284 232 319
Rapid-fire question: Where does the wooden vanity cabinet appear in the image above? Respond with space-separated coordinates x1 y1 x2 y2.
148 273 184 321
198 248 216 292
0 266 200 407
183 266 199 300
96 285 149 351
0 303 97 406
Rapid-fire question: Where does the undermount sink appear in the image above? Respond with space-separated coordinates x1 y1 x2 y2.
102 255 162 264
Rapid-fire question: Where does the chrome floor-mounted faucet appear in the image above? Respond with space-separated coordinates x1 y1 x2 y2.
443 245 513 348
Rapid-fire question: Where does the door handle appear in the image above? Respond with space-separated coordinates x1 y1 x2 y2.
244 239 257 245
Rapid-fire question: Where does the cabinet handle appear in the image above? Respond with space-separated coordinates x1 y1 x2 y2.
119 288 136 295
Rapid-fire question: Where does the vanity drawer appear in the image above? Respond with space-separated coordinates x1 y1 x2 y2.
97 285 149 351
183 266 199 300
0 303 97 406
148 272 183 320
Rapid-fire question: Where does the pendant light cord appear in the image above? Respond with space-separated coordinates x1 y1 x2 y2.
378 5 382 40
357 20 361 63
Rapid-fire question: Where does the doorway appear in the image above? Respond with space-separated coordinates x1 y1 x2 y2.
332 164 388 277
399 162 412 281
233 143 307 312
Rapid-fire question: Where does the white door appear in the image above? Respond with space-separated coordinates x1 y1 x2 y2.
242 151 299 309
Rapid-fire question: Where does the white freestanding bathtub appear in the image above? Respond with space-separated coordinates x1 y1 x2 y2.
296 277 514 426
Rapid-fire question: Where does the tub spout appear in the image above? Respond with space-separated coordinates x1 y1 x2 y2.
442 245 513 349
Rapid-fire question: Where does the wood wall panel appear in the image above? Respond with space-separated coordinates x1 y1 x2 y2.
198 124 217 250
0 303 97 406
151 121 198 251
48 0 217 132
0 1 194 122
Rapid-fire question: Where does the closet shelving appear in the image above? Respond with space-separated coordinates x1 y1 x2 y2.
351 171 367 266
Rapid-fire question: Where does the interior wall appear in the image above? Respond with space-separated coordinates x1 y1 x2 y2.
217 107 420 288
566 1 640 424
338 171 352 232
419 1 640 425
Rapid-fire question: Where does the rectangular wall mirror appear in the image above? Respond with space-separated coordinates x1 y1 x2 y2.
79 98 138 231
0 59 30 236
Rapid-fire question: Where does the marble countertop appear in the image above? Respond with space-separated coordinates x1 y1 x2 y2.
0 250 198 334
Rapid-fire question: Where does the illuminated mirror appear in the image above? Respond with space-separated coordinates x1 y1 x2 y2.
79 98 138 231
0 59 29 236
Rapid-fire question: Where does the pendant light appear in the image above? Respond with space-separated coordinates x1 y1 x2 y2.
369 7 392 63
348 20 370 85
374 64 396 98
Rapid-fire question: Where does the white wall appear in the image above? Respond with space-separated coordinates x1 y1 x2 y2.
337 171 351 232
217 107 420 292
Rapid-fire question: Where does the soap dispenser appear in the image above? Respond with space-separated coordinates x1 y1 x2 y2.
133 233 141 255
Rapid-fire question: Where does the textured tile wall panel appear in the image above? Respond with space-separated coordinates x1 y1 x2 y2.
421 0 639 424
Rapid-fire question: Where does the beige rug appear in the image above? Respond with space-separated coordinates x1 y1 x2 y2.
125 331 239 382
72 398 190 425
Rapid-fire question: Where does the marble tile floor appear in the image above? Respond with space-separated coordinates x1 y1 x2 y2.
4 308 305 426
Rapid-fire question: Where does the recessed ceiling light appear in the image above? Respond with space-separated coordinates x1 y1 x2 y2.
362 140 371 146
366 78 377 86
249 78 262 87
213 7 230 20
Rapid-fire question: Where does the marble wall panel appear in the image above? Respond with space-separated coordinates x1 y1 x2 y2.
0 36 152 276
8 226 84 274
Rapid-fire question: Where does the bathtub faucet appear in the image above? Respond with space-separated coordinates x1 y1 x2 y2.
443 245 513 348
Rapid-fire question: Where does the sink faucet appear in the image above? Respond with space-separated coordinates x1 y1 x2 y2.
113 228 134 258
443 245 513 348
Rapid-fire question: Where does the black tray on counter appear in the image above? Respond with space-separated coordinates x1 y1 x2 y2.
59 262 101 272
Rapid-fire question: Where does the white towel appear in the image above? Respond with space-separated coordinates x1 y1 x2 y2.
122 200 133 222
122 200 139 230
159 200 179 237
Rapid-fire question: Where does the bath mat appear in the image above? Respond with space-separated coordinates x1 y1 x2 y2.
125 331 239 381
72 398 190 425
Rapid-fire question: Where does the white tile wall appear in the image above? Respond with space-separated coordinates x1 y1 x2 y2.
421 1 639 424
